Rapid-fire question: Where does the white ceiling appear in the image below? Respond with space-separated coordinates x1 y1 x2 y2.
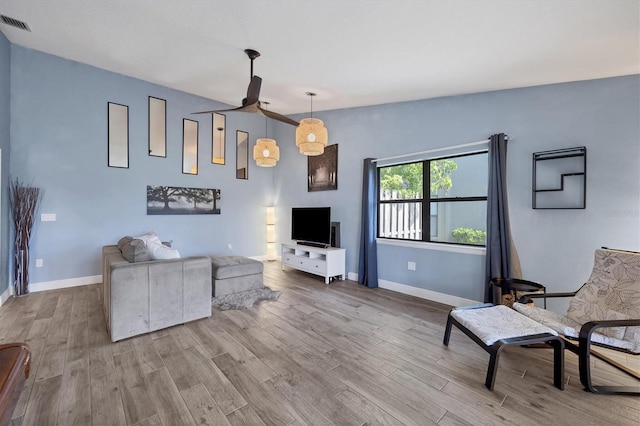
0 1 638 115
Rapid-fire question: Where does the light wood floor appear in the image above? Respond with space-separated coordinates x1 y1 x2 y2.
1 261 638 426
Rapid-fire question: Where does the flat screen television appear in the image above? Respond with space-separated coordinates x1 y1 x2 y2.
291 207 331 247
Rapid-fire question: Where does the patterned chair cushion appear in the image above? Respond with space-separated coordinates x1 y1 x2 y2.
567 249 640 341
451 305 557 346
513 302 637 352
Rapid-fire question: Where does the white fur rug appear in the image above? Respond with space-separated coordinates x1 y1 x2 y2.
212 286 281 310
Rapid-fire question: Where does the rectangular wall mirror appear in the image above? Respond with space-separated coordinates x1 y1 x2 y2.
108 102 129 168
212 113 225 165
236 130 249 179
183 119 199 175
148 96 166 157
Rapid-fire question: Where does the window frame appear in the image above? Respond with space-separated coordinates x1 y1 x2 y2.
377 150 488 247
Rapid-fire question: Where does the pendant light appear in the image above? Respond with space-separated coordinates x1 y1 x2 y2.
296 92 328 156
253 102 280 167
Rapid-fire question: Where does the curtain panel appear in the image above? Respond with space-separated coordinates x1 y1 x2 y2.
485 133 521 302
358 158 379 288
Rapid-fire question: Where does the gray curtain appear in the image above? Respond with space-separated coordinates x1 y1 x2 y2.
484 133 521 302
358 158 378 288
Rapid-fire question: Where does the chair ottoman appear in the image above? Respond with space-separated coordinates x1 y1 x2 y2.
443 303 565 390
211 256 264 297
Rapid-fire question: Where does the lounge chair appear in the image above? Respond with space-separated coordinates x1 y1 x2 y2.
513 248 639 395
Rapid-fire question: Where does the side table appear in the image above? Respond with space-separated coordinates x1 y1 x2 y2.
490 277 546 308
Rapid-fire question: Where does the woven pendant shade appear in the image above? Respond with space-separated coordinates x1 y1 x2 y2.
253 138 280 167
296 117 328 156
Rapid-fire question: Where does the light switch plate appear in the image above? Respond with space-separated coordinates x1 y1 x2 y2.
41 213 56 222
35 259 43 267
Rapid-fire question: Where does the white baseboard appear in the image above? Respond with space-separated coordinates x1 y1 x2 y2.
29 275 102 293
345 272 479 307
251 255 281 262
378 279 480 307
0 286 11 306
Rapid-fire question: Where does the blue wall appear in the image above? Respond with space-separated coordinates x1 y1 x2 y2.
274 76 640 304
9 46 277 284
4 41 639 308
0 33 10 295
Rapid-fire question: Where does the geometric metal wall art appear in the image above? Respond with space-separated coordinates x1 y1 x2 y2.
532 146 586 209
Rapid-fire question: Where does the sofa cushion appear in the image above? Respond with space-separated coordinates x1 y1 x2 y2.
121 239 152 263
211 256 263 279
117 236 133 251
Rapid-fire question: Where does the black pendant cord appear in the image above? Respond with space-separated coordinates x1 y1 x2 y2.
306 92 316 118
263 101 269 138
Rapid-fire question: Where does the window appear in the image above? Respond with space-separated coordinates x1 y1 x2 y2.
377 151 488 246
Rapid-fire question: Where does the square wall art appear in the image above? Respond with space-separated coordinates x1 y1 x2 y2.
308 144 338 192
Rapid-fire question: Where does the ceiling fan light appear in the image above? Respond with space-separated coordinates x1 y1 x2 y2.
254 138 280 167
296 118 328 156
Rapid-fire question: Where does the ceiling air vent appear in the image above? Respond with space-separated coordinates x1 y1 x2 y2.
0 15 31 32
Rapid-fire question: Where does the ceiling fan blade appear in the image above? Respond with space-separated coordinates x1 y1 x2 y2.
259 106 299 126
245 75 262 105
192 107 241 114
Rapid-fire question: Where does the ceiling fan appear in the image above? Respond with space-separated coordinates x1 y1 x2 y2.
193 49 299 126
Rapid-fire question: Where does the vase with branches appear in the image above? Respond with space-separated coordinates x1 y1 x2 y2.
9 178 43 296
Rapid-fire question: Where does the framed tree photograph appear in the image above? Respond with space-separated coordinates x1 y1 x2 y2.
147 185 221 215
308 144 338 191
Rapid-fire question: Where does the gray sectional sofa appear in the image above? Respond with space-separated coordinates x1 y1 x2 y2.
101 244 212 342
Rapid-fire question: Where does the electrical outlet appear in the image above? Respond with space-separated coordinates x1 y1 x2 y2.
408 261 416 271
227 243 233 251
36 259 43 267
41 213 56 222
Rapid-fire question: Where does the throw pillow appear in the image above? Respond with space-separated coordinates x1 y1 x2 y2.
151 244 181 260
133 231 180 260
121 239 153 263
133 230 162 258
134 231 162 246
116 236 133 251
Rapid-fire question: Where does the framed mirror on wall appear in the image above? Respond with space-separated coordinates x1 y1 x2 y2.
108 102 129 168
183 119 199 175
236 130 249 179
148 96 166 157
212 113 225 165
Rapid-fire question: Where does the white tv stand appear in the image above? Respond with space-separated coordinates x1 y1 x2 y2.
281 242 346 284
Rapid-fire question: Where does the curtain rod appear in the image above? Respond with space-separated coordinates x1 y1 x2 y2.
372 138 490 163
